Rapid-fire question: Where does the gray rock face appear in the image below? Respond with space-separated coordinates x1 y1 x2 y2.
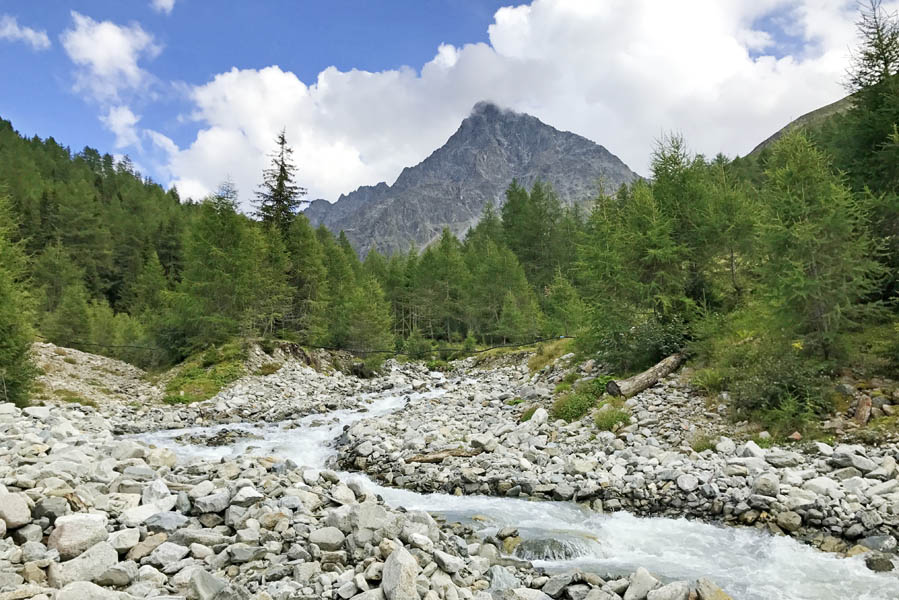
56 581 130 600
647 581 690 600
305 101 638 256
382 546 420 600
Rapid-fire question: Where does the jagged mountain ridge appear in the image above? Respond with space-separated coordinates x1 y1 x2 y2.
304 101 639 255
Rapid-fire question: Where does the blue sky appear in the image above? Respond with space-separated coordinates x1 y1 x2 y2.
3 1 508 157
0 1 861 207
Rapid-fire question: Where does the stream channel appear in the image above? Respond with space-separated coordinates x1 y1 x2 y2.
134 378 897 600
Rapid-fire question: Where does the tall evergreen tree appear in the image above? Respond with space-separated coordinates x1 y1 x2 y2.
0 193 36 406
255 129 306 234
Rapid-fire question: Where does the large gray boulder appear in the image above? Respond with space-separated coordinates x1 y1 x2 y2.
623 567 659 600
48 541 118 588
48 513 109 560
309 526 346 551
56 581 137 600
382 546 420 600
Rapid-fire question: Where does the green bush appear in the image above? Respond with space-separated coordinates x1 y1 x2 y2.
255 362 282 376
690 433 717 453
594 406 630 431
405 329 432 360
550 391 596 422
462 332 477 355
691 368 728 396
554 382 572 394
597 316 688 373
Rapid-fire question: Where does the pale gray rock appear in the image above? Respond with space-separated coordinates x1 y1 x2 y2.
48 513 109 560
647 581 689 600
310 526 346 551
382 546 420 600
0 493 31 528
48 541 118 588
624 567 659 600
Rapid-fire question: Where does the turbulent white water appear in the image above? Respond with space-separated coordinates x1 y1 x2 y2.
135 384 899 600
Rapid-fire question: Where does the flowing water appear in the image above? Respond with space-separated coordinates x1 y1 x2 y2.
135 381 898 600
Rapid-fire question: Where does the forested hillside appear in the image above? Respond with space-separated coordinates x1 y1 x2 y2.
0 1 897 442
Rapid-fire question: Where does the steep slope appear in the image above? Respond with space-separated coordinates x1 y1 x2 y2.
304 101 638 255
748 94 854 156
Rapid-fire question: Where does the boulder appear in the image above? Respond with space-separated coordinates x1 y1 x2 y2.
0 493 31 528
695 578 733 600
56 581 135 600
48 541 118 588
624 567 659 600
382 546 420 600
751 473 779 498
646 581 689 600
48 513 109 560
309 526 346 551
190 568 228 600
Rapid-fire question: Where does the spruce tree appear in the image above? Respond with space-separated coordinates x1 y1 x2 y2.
255 129 306 234
848 0 899 92
0 194 36 406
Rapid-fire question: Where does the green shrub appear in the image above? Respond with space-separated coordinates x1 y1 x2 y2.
425 359 449 371
255 362 282 376
594 406 630 431
165 348 246 403
591 316 688 374
462 333 477 355
163 393 198 405
576 375 615 397
405 329 432 360
562 371 580 385
520 406 537 422
527 338 572 373
550 391 596 422
506 397 524 406
691 368 728 396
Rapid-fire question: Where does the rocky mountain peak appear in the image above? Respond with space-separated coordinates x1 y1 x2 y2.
304 101 638 256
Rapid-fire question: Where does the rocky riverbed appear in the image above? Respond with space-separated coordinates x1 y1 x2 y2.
1 348 898 599
336 359 899 561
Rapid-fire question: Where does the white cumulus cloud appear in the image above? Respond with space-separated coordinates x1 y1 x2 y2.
61 11 161 102
101 105 142 148
151 0 176 15
158 0 868 209
0 15 51 50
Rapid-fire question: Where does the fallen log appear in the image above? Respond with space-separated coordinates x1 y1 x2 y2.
605 353 686 398
407 447 484 464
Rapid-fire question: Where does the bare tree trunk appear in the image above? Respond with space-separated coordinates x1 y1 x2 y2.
408 447 483 463
606 353 685 398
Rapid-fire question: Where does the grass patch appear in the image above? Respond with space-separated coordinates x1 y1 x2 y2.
690 433 717 453
594 405 630 431
426 359 449 371
576 375 615 397
63 357 77 365
255 362 282 376
550 391 596 422
56 389 98 408
691 368 728 396
506 397 524 406
520 406 537 422
528 338 574 374
844 321 898 378
554 382 572 394
165 342 247 403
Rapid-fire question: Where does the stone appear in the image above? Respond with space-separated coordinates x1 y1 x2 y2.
48 513 109 560
739 441 765 458
865 553 894 572
694 578 733 600
802 477 839 496
148 541 189 567
382 546 420 600
47 541 118 588
751 473 779 498
230 486 264 507
141 479 171 505
190 568 228 600
95 561 138 587
530 408 548 426
858 535 897 553
775 511 802 533
126 532 167 561
487 566 521 600
714 438 735 455
676 474 698 493
503 590 552 600
33 496 71 523
0 493 31 528
856 396 872 425
624 567 659 600
146 447 176 468
541 574 572 598
646 581 689 600
194 490 231 513
144 511 187 534
434 549 465 574
310 526 346 551
56 581 131 600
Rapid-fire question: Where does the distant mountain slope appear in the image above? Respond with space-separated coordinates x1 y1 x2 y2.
304 101 639 255
749 94 854 156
